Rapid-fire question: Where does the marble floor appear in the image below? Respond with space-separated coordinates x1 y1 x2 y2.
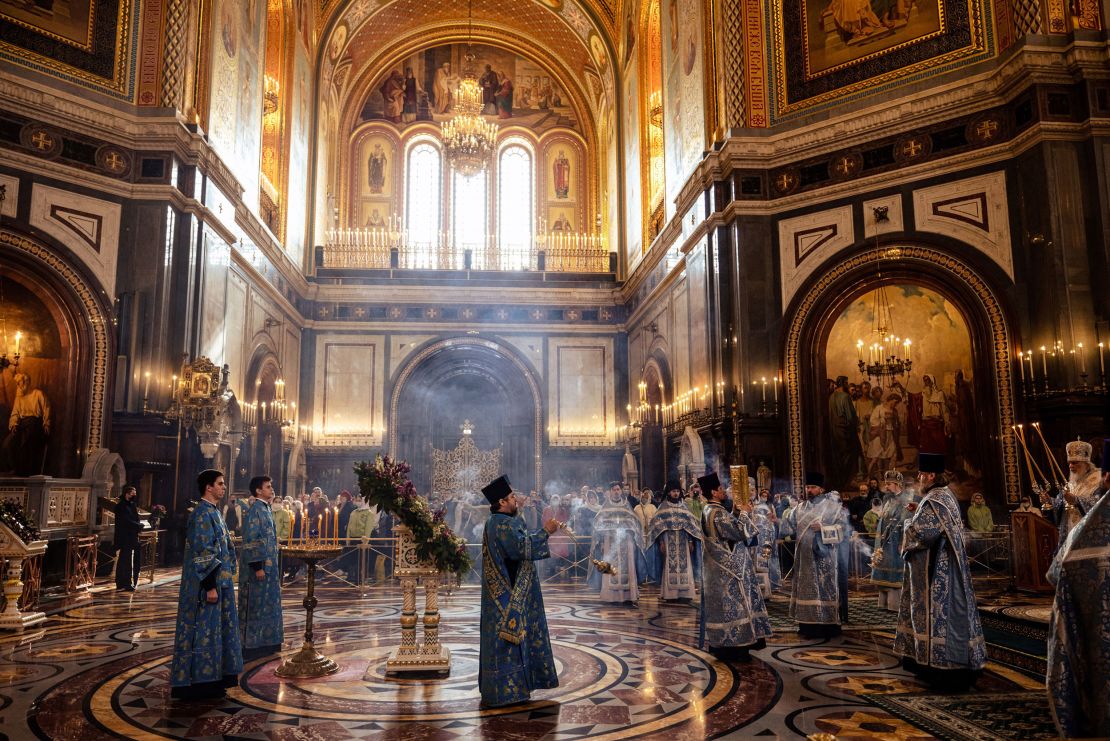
1 576 1051 740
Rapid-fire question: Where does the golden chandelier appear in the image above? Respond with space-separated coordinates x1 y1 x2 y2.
442 1 497 176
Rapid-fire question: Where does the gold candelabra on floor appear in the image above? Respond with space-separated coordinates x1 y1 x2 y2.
274 544 343 678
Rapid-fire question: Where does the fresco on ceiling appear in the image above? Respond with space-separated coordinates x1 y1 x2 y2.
804 0 943 76
823 284 983 502
661 0 706 220
360 43 580 135
208 0 265 213
773 0 992 119
0 0 132 96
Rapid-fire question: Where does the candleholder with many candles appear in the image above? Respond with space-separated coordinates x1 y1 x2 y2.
274 520 343 678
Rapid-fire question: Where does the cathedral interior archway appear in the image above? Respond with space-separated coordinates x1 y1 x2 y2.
390 339 540 495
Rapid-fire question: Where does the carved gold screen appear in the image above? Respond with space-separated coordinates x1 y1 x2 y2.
431 431 502 499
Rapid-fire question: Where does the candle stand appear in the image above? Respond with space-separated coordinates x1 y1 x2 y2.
275 544 343 678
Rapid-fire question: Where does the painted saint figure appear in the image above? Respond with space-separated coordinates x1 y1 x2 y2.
648 480 703 601
589 481 644 603
478 476 560 707
379 70 405 123
894 453 985 690
402 66 422 123
238 476 284 659
870 469 915 610
479 64 499 114
5 372 50 475
1047 440 1110 739
367 143 387 193
170 470 243 700
495 74 514 119
553 150 571 198
433 62 456 114
787 471 850 638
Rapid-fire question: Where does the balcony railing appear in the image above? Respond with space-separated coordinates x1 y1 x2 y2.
320 228 614 273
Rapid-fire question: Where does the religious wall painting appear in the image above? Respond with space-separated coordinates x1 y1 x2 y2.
356 133 394 198
823 284 982 501
543 140 581 204
328 21 347 61
772 0 992 119
208 0 265 212
285 44 312 256
361 43 580 136
547 207 576 233
661 0 706 213
0 0 133 97
623 61 643 262
804 0 944 76
0 272 69 477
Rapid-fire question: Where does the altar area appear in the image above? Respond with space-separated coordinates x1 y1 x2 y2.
7 572 1057 740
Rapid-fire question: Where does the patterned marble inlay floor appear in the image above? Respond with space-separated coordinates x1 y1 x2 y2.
0 580 1045 739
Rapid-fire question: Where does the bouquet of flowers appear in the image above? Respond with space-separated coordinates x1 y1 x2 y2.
150 504 167 518
355 455 472 578
0 501 40 543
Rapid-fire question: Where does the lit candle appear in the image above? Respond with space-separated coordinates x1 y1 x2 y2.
856 339 863 361
143 371 151 398
1017 351 1025 383
904 338 911 362
1040 346 1048 383
317 514 322 543
333 507 339 545
761 377 767 403
1078 343 1087 374
774 374 780 402
13 331 21 355
1100 342 1105 378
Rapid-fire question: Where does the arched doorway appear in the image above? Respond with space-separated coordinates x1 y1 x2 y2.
390 337 541 496
784 242 1020 505
0 227 113 477
638 358 667 494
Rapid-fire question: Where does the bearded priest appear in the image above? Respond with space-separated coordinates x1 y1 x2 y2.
1046 440 1104 545
648 480 703 602
894 452 985 691
478 475 560 708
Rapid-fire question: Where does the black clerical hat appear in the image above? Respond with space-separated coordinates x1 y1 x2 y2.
481 475 513 506
697 472 721 493
665 480 683 495
805 471 825 487
918 452 945 473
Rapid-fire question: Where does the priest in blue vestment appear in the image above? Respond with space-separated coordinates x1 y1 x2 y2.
894 453 985 690
699 471 772 660
1047 440 1110 739
870 469 915 610
787 471 850 637
478 475 560 708
239 475 284 660
170 470 243 700
648 480 702 602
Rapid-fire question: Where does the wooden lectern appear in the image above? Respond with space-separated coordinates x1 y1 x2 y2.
1010 511 1057 593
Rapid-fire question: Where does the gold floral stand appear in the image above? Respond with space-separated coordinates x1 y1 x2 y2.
380 524 451 676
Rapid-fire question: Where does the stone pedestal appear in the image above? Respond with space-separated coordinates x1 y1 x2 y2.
381 524 451 676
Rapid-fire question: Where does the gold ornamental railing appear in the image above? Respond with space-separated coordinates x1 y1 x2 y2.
319 229 613 273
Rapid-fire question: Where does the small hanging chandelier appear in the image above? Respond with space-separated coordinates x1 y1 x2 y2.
442 0 497 177
856 280 913 382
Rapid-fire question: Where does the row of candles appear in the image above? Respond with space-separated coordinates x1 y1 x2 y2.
283 507 343 547
856 336 912 364
629 375 784 427
1016 341 1105 389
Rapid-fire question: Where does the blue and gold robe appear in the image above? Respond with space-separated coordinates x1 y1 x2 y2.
648 499 703 600
238 498 284 653
170 499 243 689
701 502 773 648
871 488 915 587
479 513 558 707
1047 490 1110 739
788 493 850 626
893 485 986 670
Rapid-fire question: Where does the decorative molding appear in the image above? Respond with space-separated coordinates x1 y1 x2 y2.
912 170 1012 279
778 205 855 307
863 194 904 238
29 183 121 297
783 244 1020 504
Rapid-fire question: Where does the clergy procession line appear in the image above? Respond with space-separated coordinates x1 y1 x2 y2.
166 449 1108 738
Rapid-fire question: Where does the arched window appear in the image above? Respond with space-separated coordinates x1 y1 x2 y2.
452 170 488 259
497 143 533 267
405 141 442 251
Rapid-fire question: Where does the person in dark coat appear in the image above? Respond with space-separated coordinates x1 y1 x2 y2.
114 485 143 591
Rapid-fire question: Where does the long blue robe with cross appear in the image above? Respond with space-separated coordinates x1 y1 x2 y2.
170 499 243 689
479 513 559 707
238 498 284 652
